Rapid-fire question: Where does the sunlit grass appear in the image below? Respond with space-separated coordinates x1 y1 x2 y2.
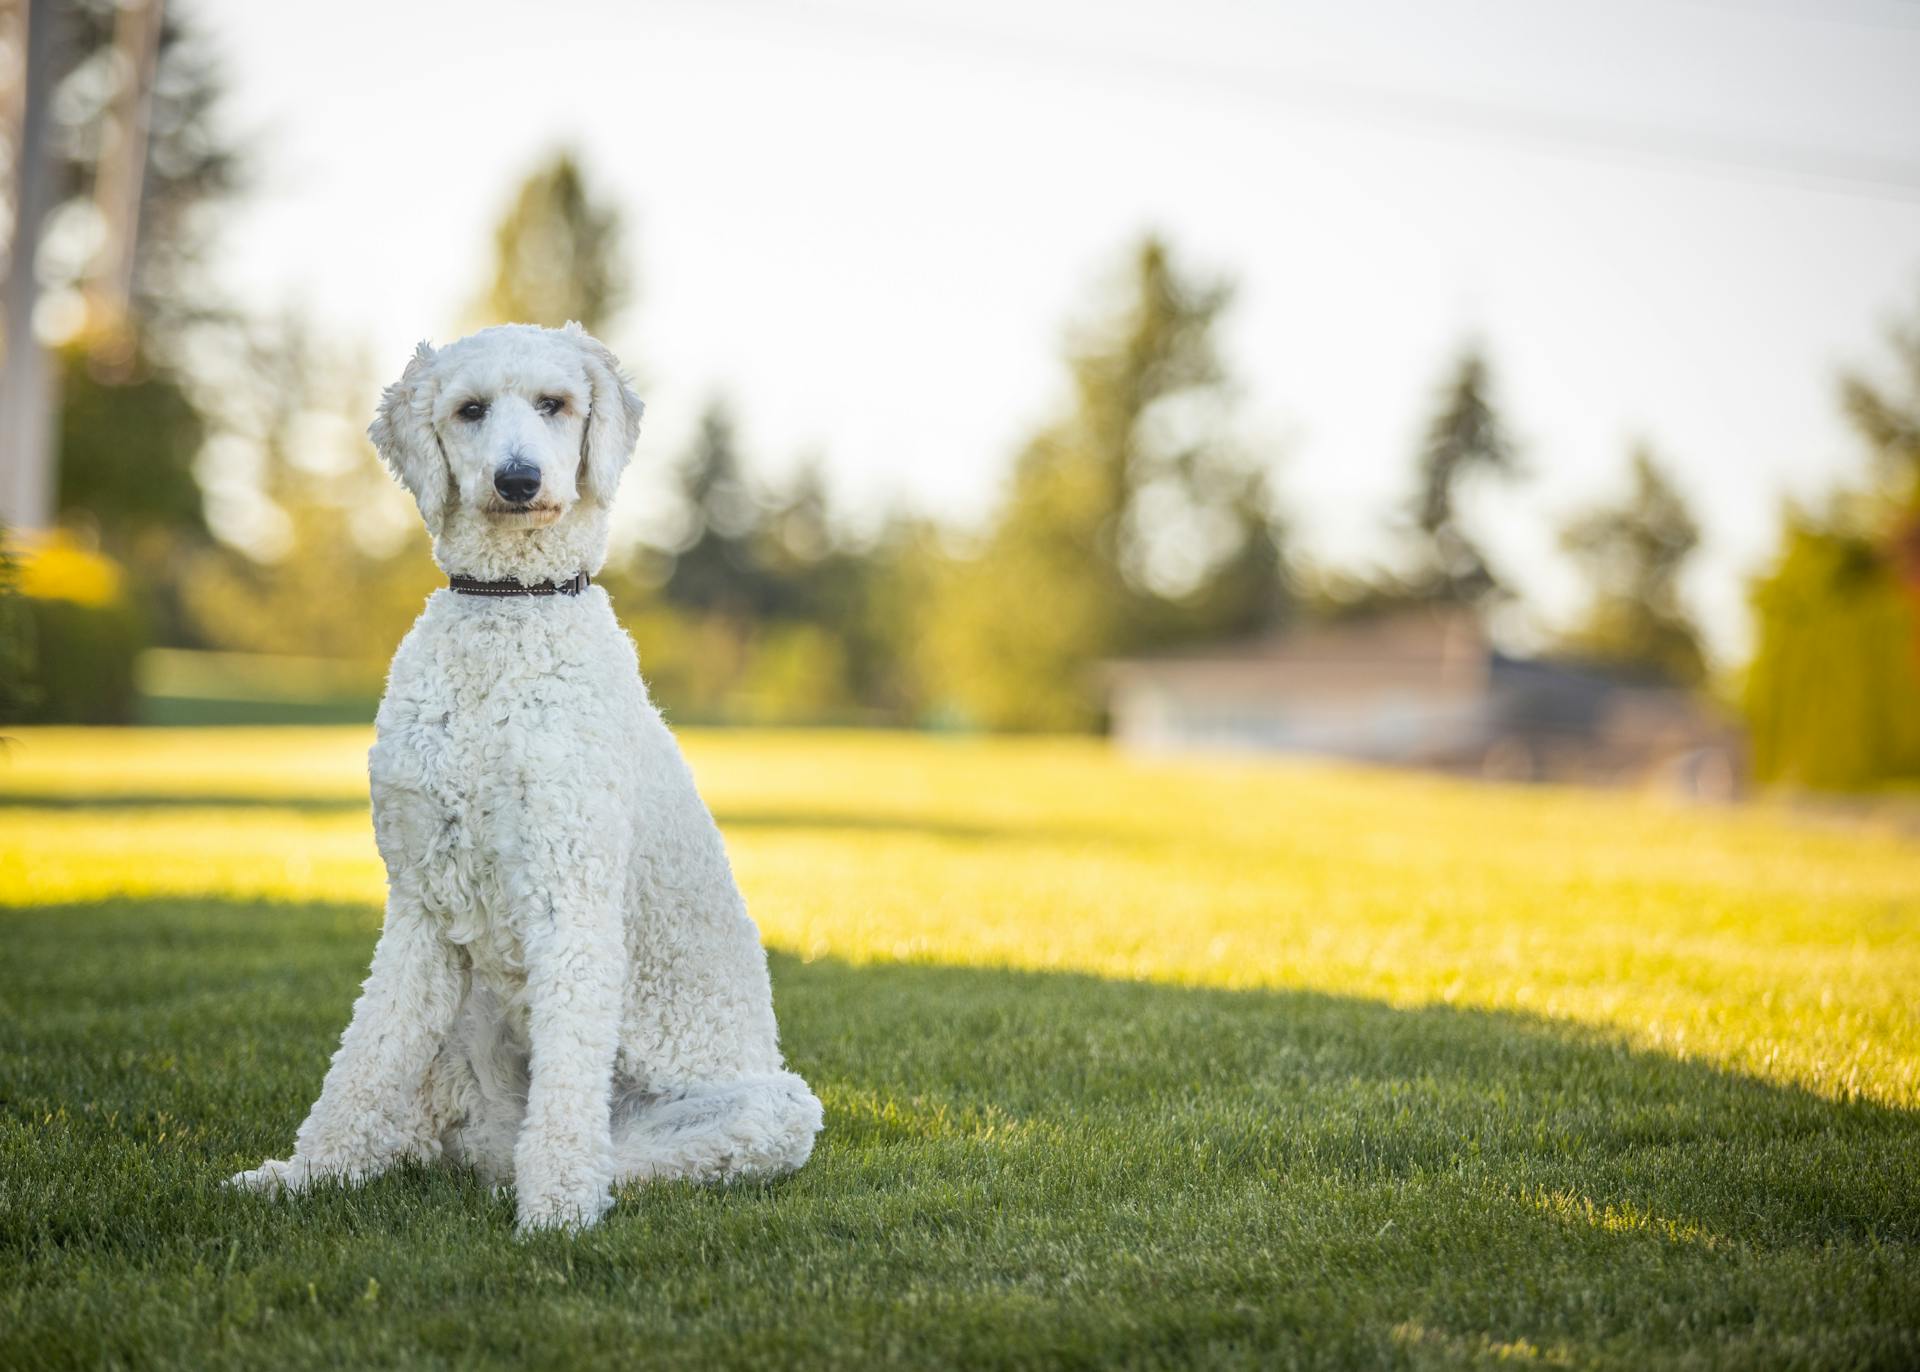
5 727 1915 1106
0 726 373 801
2 726 1916 1368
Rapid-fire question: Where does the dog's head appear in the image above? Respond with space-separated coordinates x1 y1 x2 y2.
369 323 644 549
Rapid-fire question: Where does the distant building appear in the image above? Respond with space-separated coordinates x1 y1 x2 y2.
1103 610 1742 795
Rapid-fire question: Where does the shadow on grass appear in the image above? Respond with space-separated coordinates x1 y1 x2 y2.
1 896 1914 1368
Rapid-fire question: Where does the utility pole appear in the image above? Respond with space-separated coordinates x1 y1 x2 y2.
0 0 61 532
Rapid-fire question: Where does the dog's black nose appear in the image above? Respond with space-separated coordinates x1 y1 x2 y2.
493 457 541 504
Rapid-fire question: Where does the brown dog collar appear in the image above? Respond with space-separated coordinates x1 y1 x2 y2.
448 571 591 598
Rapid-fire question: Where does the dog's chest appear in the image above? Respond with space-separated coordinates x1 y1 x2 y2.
369 692 513 954
367 607 613 967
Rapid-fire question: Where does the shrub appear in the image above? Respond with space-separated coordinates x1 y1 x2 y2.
6 534 146 725
1744 513 1920 789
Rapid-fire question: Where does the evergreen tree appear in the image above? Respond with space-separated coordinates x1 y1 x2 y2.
923 237 1288 730
476 152 628 333
1841 312 1920 509
660 401 772 618
760 459 835 574
612 405 871 723
1557 446 1706 683
1407 347 1520 605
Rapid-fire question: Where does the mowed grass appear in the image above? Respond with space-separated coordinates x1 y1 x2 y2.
1 727 1916 1370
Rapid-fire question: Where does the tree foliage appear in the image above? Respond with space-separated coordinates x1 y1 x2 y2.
659 403 775 618
0 529 37 723
919 237 1289 730
1743 297 1920 789
56 341 204 543
1745 512 1920 788
1406 347 1520 606
0 1 244 653
183 321 440 663
1841 313 1920 508
475 152 628 334
602 401 886 723
2 531 145 724
7 0 244 343
1557 446 1705 683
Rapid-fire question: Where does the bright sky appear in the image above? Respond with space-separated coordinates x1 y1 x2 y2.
195 0 1920 659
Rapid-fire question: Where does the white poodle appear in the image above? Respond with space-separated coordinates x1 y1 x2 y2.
229 323 822 1231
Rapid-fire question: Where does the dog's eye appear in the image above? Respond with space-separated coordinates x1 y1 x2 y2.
457 400 489 422
536 395 564 417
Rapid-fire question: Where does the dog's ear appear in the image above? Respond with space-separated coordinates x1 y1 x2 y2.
368 341 450 534
564 322 644 504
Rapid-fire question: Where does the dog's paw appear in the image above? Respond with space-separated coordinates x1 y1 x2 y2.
226 1157 306 1194
514 1180 612 1235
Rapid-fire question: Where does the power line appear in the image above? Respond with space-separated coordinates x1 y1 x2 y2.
720 0 1920 203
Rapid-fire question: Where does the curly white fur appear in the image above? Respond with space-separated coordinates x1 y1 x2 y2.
228 323 822 1231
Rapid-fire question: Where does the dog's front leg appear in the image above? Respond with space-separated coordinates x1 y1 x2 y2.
229 900 463 1194
512 884 627 1233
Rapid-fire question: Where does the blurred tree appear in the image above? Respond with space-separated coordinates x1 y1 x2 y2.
1142 459 1291 644
660 401 774 618
1745 511 1920 788
55 341 204 541
921 237 1289 730
7 529 144 723
733 622 853 724
754 456 883 665
3 0 244 345
1557 446 1706 684
1744 297 1920 789
476 152 628 334
1842 312 1920 509
0 0 244 645
855 514 946 719
0 529 36 724
183 319 441 663
51 337 207 648
611 403 867 722
1406 346 1521 606
759 457 835 581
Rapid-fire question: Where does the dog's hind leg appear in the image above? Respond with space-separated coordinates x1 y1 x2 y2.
435 984 529 1185
611 1072 823 1186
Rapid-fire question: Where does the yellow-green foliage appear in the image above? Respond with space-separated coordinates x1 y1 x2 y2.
1745 296 1920 792
4 727 1914 1109
613 609 858 726
1745 516 1920 790
5 535 145 724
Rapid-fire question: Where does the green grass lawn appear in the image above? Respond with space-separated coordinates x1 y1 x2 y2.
2 728 1916 1369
